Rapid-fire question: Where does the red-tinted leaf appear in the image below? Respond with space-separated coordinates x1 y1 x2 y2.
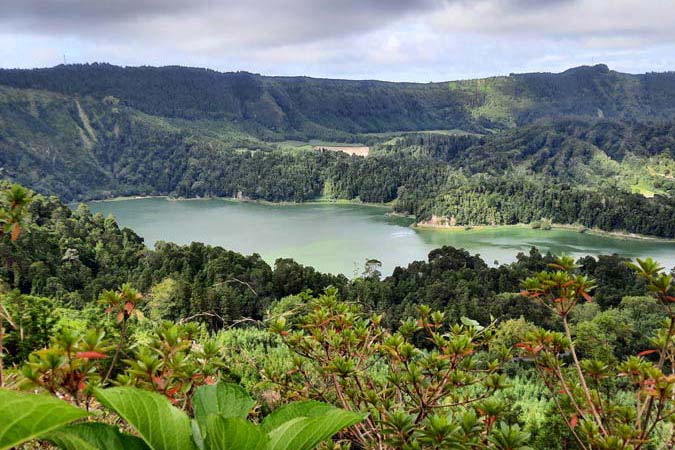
152 376 165 389
570 415 578 428
166 385 181 397
116 311 125 323
638 349 659 357
124 302 134 314
581 291 593 302
76 351 107 360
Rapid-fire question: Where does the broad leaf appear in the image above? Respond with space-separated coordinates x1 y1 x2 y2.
204 415 268 450
267 409 365 450
193 383 254 431
191 420 204 450
95 387 197 450
0 388 88 450
260 401 335 433
46 423 150 450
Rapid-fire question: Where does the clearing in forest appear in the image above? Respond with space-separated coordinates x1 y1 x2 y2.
314 145 369 156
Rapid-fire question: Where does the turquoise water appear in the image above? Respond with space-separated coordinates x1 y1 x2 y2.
86 198 675 276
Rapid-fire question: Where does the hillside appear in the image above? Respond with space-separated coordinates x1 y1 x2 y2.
2 64 675 236
1 63 674 137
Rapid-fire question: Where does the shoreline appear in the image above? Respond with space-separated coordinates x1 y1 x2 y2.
83 195 675 243
413 221 675 243
83 194 393 209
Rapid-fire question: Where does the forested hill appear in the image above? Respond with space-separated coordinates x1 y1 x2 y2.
1 63 674 135
3 63 675 237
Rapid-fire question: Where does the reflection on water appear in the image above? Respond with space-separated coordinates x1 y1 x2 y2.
86 198 675 276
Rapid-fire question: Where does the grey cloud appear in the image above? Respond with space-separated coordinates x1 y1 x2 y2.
1 0 674 81
433 0 675 43
1 0 443 48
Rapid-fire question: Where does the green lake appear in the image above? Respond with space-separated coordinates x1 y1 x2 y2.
87 198 675 276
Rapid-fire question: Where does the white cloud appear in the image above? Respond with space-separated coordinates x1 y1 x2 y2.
0 0 674 81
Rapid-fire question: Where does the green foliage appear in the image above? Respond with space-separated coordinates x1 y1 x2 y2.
3 66 675 238
4 183 675 449
193 382 255 429
520 256 675 449
0 382 364 450
46 423 149 450
269 287 524 449
21 327 110 403
96 387 198 450
0 388 88 450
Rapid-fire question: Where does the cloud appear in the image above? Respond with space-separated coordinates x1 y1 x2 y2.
2 0 442 48
0 0 674 81
431 0 675 45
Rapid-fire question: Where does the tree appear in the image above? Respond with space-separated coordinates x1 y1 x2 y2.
520 256 675 449
99 284 144 384
0 184 32 386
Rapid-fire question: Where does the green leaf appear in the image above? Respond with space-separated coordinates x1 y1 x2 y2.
204 415 268 450
260 401 336 433
267 409 365 450
0 388 88 450
46 423 150 450
460 316 483 330
193 383 254 431
191 420 204 450
95 387 197 450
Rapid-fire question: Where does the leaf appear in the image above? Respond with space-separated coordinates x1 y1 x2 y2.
76 351 108 359
460 317 480 328
204 415 268 450
191 420 204 450
193 383 254 433
266 409 365 450
0 388 88 450
260 401 335 433
638 349 659 357
45 423 150 450
95 387 197 450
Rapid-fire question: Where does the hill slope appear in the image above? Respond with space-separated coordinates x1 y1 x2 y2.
2 64 675 237
1 63 674 137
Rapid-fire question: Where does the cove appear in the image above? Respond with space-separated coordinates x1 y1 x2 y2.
86 198 675 276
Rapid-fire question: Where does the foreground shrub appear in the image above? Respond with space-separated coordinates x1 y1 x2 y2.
0 381 364 450
269 288 528 449
520 256 675 449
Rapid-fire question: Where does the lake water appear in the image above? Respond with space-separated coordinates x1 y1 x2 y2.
86 198 675 276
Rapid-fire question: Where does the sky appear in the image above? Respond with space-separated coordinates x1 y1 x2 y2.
1 0 674 82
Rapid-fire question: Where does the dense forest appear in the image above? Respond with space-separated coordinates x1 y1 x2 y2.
3 64 675 238
1 63 675 135
2 183 675 449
